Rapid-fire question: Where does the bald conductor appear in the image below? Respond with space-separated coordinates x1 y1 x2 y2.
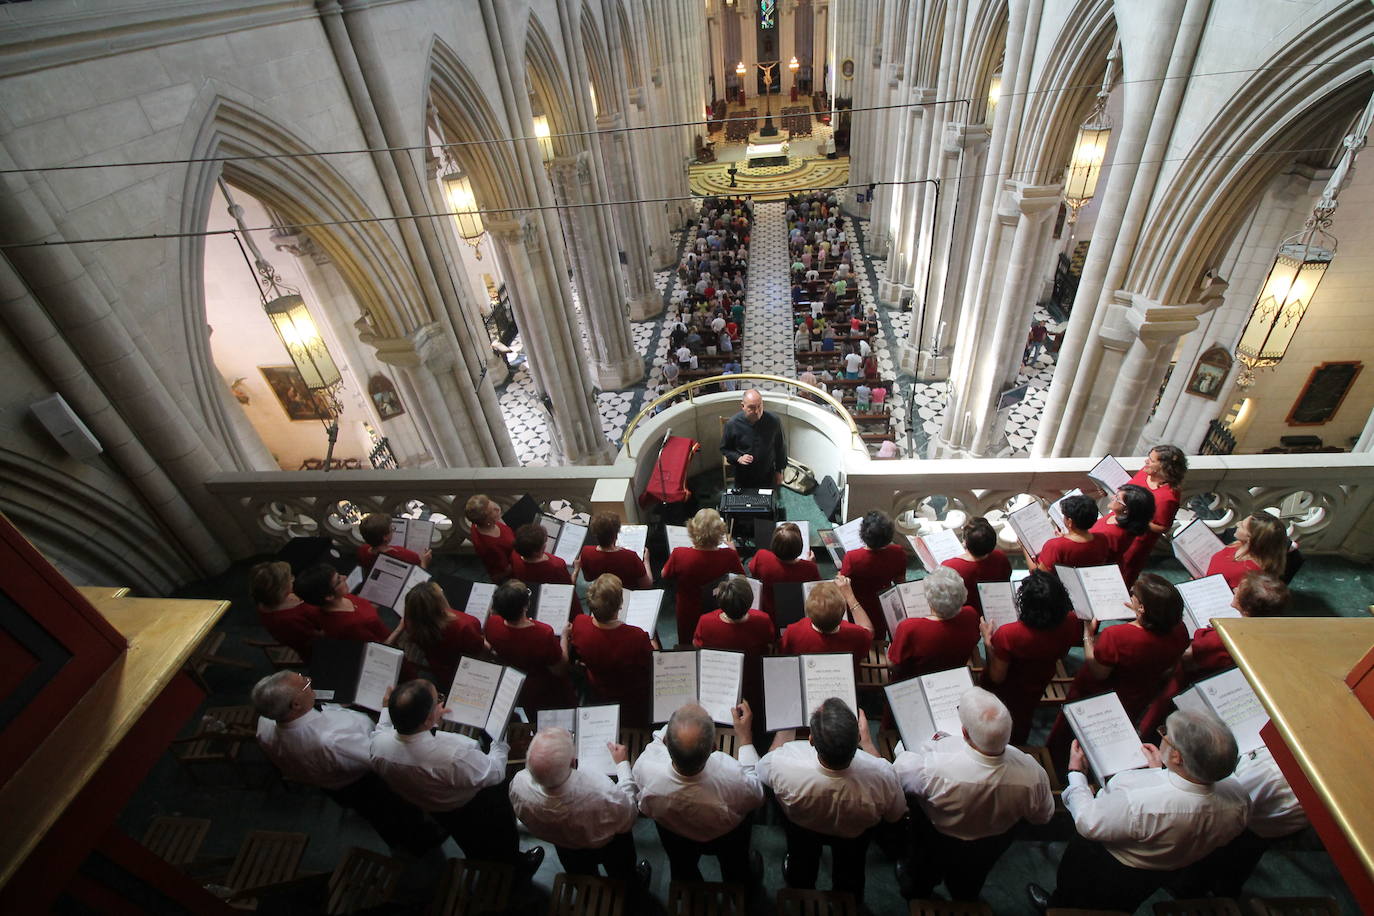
720 389 787 488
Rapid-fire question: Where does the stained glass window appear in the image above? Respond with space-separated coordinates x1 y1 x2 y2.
760 0 776 29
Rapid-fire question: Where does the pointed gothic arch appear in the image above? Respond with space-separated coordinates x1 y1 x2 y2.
526 13 582 161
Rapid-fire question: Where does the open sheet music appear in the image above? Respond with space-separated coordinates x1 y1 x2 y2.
436 579 498 629
907 528 965 574
877 580 929 639
1172 519 1226 579
1048 489 1084 531
702 574 763 614
1176 575 1239 633
1058 565 1134 621
761 653 857 732
389 517 435 555
346 565 365 592
665 525 730 554
621 589 663 635
358 553 431 609
884 667 975 748
978 582 1020 633
833 517 866 553
530 583 576 621
818 528 846 567
1087 455 1133 494
617 525 649 557
651 648 744 724
1175 667 1268 755
444 657 526 741
309 639 404 712
536 704 622 776
1063 692 1148 780
549 521 589 567
1006 502 1058 559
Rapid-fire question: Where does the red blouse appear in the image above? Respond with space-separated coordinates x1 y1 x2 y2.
887 606 981 680
839 544 908 641
1188 626 1235 674
748 550 820 621
1037 535 1110 574
779 619 873 677
662 546 745 646
983 613 1081 744
319 594 391 644
941 553 1012 615
578 546 649 587
570 616 653 725
693 610 775 656
357 544 422 568
1120 469 1182 586
1205 545 1262 590
486 615 576 712
469 522 515 582
1073 620 1190 720
420 613 485 691
258 601 322 660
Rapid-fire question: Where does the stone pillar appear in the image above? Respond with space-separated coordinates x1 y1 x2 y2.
814 0 829 94
548 154 642 389
780 0 797 96
1089 302 1201 456
881 88 935 309
488 216 614 465
597 112 659 321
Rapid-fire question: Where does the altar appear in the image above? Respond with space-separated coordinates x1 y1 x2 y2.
746 130 790 168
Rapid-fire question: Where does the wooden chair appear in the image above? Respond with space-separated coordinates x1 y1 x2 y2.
506 721 536 778
243 638 305 670
172 705 259 786
776 888 858 915
548 872 625 916
714 726 741 758
1246 899 1342 916
185 630 254 692
857 642 891 693
140 816 211 869
326 847 405 915
666 880 748 916
619 727 654 764
909 901 993 915
429 857 514 916
224 830 310 910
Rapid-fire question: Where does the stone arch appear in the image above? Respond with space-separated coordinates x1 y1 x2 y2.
614 0 643 90
1128 4 1374 304
426 37 524 212
913 0 945 87
961 0 1008 123
581 3 618 115
526 13 582 160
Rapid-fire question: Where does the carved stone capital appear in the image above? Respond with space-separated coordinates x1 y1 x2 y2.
944 122 989 153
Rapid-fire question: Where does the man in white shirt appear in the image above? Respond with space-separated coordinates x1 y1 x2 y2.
1028 708 1250 913
893 688 1054 900
370 680 544 877
758 698 906 903
633 701 763 885
252 671 441 857
509 728 649 886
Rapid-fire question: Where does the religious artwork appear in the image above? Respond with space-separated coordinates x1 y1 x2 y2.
260 365 329 421
841 58 855 80
368 373 405 420
1286 361 1363 426
1185 346 1233 400
759 0 777 29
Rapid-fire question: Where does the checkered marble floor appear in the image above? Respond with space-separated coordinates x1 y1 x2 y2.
741 201 794 387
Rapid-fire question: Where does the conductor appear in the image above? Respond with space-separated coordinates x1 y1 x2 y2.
720 389 787 489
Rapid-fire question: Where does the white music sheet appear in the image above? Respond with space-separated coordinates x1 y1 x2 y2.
652 651 698 723
1064 692 1148 779
390 517 435 555
762 655 804 731
575 704 621 775
697 649 744 724
532 583 576 621
801 654 857 718
1087 455 1133 494
622 589 662 635
1176 575 1239 632
484 667 525 741
1007 502 1057 558
1172 519 1226 580
884 676 937 748
978 582 1020 633
920 667 975 736
834 517 866 553
359 553 430 609
1062 565 1133 621
1195 668 1268 755
910 528 965 574
1048 488 1083 532
444 656 502 728
462 582 497 629
354 642 404 712
551 522 588 567
536 708 576 734
617 525 649 556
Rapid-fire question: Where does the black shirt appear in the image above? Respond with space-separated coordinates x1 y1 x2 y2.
720 410 787 488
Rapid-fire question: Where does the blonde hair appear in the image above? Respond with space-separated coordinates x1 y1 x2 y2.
586 574 624 623
464 494 494 525
687 508 727 549
805 581 846 632
403 581 453 650
1243 512 1288 577
250 561 293 606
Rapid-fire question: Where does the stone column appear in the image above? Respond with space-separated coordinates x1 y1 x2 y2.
597 112 659 320
780 0 797 96
881 87 936 308
814 0 829 94
488 216 614 464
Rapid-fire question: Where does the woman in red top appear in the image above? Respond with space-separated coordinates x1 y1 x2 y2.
356 512 431 570
979 572 1080 745
748 522 820 623
576 513 652 589
887 567 981 681
1205 511 1288 589
396 580 484 691
1047 573 1189 767
570 574 655 726
941 517 1011 616
693 576 775 654
485 579 576 713
295 563 393 644
661 508 745 646
778 580 874 678
510 523 578 620
1088 484 1156 573
250 561 322 660
464 494 514 582
1032 495 1108 574
1120 445 1187 587
839 510 909 641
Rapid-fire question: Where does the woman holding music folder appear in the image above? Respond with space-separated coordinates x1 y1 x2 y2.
250 561 322 661
1205 511 1288 588
838 510 909 641
485 579 576 713
979 572 1080 745
748 522 820 624
1119 445 1188 586
1089 485 1156 573
570 574 654 726
940 517 1011 616
395 581 484 695
887 567 980 681
1047 573 1189 767
465 494 515 583
661 508 745 646
295 563 393 645
576 513 652 589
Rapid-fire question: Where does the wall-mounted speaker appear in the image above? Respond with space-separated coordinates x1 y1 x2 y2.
30 393 103 460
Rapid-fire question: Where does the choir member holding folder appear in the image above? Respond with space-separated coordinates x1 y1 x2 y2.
779 580 874 678
978 572 1079 744
296 563 394 645
748 522 820 623
886 567 980 681
465 494 514 583
571 574 655 726
662 509 745 645
485 579 577 713
356 512 431 570
1047 574 1188 767
511 523 578 620
1205 511 1288 588
1119 445 1187 586
396 581 483 691
251 561 322 661
695 577 775 747
940 518 1011 616
838 511 909 640
1030 495 1109 574
576 513 652 589
1089 484 1156 572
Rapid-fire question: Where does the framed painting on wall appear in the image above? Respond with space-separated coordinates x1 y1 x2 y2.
1186 346 1233 400
367 374 405 420
1286 361 1363 426
260 366 329 421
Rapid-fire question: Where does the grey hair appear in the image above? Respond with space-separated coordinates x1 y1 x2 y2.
665 704 716 776
527 727 576 789
1166 708 1239 783
957 687 1012 755
251 671 300 721
924 567 969 620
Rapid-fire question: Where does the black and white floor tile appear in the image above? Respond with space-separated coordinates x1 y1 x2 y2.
741 201 794 387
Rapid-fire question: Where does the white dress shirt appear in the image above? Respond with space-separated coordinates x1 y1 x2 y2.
1062 766 1250 870
758 741 907 839
894 735 1055 841
256 706 375 791
1232 748 1307 838
509 762 638 850
369 711 508 813
632 729 763 842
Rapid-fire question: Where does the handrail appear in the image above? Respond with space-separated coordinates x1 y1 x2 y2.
622 372 862 458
